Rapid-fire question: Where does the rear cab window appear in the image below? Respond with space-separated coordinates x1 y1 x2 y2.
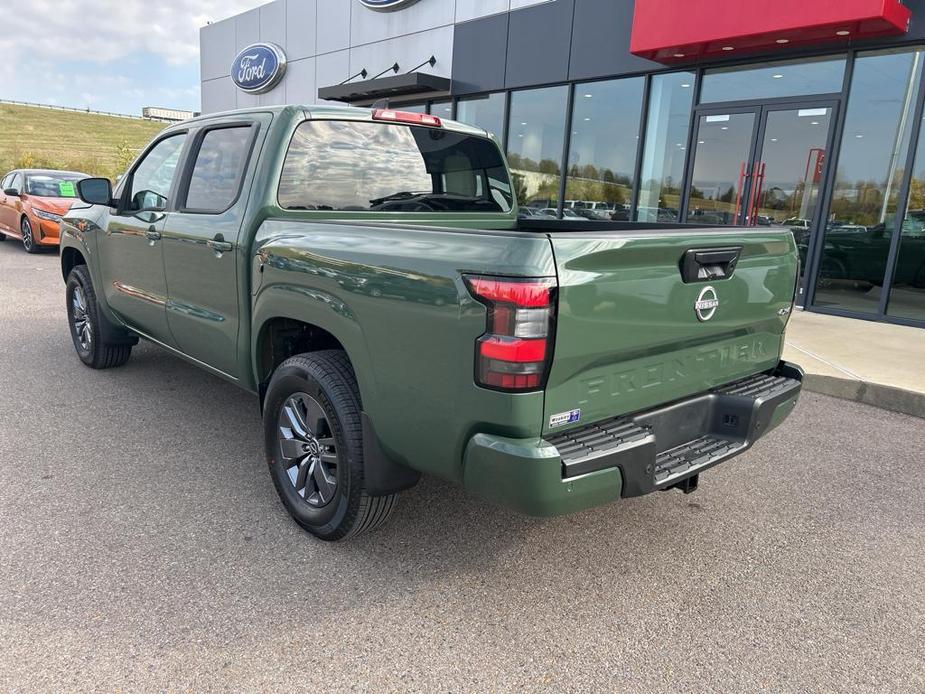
278 119 514 213
182 125 255 213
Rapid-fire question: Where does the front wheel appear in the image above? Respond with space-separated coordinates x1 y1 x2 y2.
66 265 133 369
263 351 397 541
21 217 39 254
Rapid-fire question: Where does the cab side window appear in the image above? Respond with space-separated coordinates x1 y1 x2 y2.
126 134 187 212
184 126 253 213
8 173 22 193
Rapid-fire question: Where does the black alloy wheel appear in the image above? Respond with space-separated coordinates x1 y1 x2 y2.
263 351 399 541
71 283 93 353
21 217 37 253
65 264 133 369
278 392 339 508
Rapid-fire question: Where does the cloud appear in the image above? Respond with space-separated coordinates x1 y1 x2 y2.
0 0 263 66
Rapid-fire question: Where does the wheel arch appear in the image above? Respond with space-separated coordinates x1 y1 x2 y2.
61 246 87 281
253 313 373 410
255 315 419 498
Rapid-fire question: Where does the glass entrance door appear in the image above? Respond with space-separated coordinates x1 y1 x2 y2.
683 102 838 295
685 111 757 226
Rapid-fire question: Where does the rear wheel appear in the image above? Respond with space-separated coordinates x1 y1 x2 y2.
66 265 133 369
263 351 397 541
21 217 38 254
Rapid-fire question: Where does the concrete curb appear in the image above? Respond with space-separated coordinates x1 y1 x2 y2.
802 374 925 420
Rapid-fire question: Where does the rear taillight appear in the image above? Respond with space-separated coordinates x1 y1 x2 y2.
373 109 443 127
464 275 556 392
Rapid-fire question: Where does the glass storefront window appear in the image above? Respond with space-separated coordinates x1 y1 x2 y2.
700 56 846 104
507 85 569 210
888 111 925 322
565 77 644 221
398 103 427 113
636 72 695 222
430 100 454 119
814 48 925 315
456 93 506 141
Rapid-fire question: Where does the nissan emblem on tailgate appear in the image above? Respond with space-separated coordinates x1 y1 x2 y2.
695 286 719 322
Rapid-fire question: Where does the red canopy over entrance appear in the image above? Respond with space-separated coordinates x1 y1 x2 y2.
631 0 912 64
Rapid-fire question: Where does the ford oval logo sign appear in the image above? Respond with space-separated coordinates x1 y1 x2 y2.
359 0 422 10
231 43 287 94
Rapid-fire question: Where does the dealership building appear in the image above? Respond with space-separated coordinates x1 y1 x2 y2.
201 0 925 327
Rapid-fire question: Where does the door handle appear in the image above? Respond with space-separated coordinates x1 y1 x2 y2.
145 226 161 244
207 234 233 255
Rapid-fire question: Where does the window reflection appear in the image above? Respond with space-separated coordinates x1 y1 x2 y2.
814 49 925 314
506 85 569 210
701 56 846 104
636 72 695 221
430 100 454 119
456 93 506 141
889 113 925 321
686 112 755 226
278 120 513 213
565 77 644 221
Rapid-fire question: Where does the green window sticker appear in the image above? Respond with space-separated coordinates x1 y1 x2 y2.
58 181 76 197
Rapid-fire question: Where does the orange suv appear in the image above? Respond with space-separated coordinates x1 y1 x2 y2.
0 169 90 253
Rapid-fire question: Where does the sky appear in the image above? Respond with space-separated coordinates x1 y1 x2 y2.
0 0 266 116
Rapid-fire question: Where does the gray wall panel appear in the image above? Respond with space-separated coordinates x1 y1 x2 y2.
510 0 555 8
455 0 509 23
451 13 509 94
285 58 318 106
568 0 660 81
259 0 287 48
350 0 455 46
235 10 262 109
315 50 352 93
235 8 261 52
316 1 351 56
505 0 574 89
201 77 237 113
907 0 925 40
200 19 236 82
349 27 454 81
287 0 318 60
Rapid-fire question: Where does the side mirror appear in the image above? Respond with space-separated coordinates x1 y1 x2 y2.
76 177 114 206
3 187 20 197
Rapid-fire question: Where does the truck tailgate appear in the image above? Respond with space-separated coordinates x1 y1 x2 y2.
543 228 797 435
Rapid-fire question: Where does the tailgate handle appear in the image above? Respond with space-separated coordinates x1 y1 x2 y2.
680 247 742 283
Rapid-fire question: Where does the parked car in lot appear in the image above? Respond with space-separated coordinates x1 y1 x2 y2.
0 169 90 252
517 206 555 220
59 105 803 541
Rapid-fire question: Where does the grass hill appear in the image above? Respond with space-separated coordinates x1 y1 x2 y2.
0 103 167 180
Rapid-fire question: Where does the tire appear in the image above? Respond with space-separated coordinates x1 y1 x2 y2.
816 256 846 289
913 263 925 290
263 351 397 541
21 217 39 254
65 265 133 369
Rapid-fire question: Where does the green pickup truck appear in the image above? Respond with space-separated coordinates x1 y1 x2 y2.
60 105 803 541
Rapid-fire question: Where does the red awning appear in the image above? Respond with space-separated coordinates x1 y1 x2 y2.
631 0 912 64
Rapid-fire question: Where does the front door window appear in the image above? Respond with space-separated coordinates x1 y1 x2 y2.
126 134 187 212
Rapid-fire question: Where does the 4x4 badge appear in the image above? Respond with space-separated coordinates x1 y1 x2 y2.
695 286 719 322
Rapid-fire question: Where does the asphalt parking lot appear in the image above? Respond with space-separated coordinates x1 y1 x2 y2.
1 240 923 693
